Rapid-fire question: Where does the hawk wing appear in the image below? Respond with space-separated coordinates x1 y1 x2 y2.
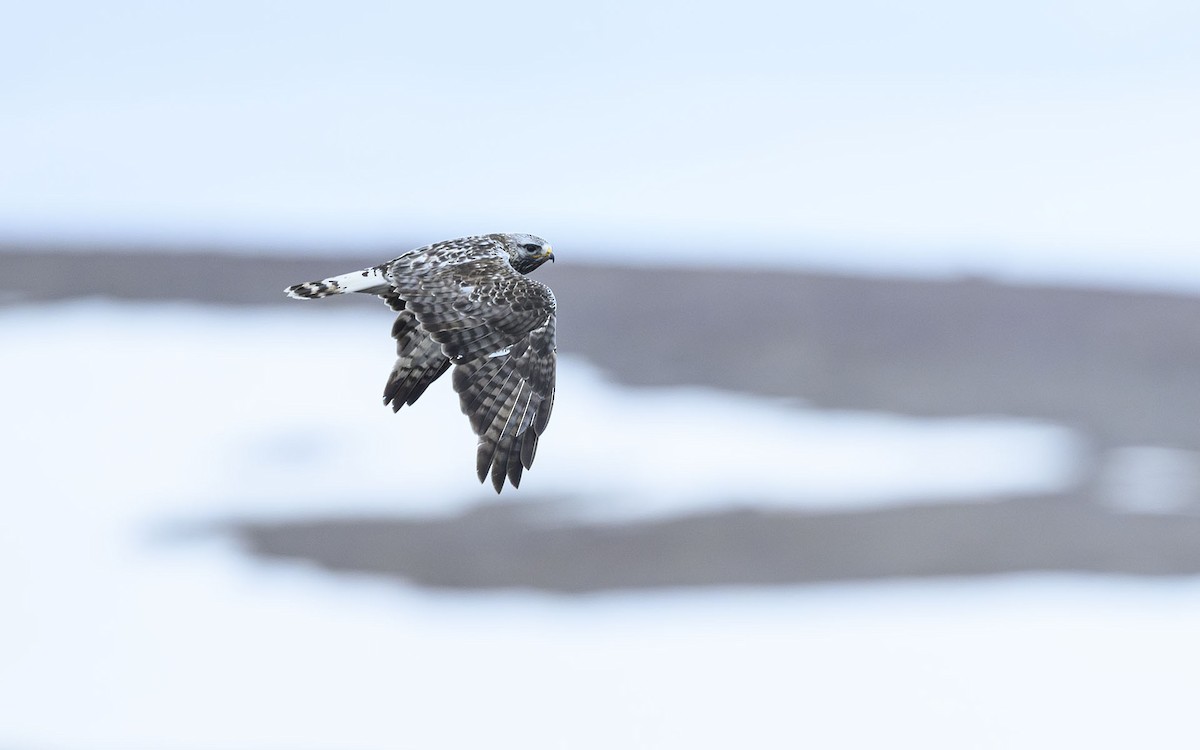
385 242 557 492
382 307 452 411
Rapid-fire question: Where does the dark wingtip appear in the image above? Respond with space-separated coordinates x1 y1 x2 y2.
382 385 401 412
519 432 537 470
477 450 490 484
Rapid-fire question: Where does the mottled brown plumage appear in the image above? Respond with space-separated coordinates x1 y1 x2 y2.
285 233 557 491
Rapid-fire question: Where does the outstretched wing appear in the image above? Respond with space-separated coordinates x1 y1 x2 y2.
385 245 557 491
382 307 452 411
453 315 556 491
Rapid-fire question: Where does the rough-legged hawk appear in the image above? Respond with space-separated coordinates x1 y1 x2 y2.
285 233 556 492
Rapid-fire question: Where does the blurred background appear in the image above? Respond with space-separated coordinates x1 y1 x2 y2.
4 1 1200 747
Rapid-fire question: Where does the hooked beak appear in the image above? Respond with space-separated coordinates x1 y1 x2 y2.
543 245 555 263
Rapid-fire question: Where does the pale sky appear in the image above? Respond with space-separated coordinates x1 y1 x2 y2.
4 1 1200 285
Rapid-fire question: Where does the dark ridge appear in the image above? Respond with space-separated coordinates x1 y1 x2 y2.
227 494 1200 593
5 247 1200 448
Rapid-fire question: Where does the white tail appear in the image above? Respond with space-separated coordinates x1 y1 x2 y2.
285 266 389 300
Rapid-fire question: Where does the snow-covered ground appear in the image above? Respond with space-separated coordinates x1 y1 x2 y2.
7 548 1200 749
4 301 1198 749
1 301 1079 520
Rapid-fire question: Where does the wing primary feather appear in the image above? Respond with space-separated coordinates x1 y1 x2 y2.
534 388 554 434
476 439 492 484
519 431 539 469
503 387 537 485
505 393 538 486
382 312 451 411
383 358 451 411
469 364 520 438
486 381 525 493
506 448 524 489
460 359 509 417
408 361 452 404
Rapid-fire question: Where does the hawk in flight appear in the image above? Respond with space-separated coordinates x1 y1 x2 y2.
285 233 557 492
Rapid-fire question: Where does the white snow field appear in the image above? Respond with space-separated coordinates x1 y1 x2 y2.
3 302 1197 749
0 301 1079 520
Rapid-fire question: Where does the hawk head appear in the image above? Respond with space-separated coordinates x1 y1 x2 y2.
499 233 555 275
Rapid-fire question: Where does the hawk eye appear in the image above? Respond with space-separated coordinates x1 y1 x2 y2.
522 243 542 254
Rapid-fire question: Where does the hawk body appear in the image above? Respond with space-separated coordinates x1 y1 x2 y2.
286 233 557 492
